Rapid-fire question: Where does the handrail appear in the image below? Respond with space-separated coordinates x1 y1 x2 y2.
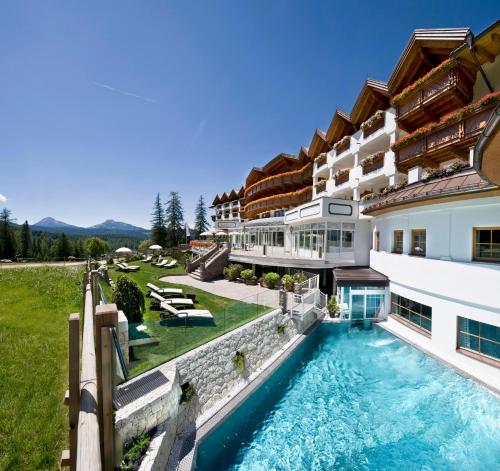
77 276 102 471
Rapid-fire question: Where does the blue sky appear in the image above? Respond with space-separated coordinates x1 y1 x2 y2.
0 1 495 228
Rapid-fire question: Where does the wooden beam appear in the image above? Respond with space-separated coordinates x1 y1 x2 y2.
473 45 495 63
68 313 80 471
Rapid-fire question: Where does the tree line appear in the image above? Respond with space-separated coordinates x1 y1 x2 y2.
0 208 141 261
149 192 209 247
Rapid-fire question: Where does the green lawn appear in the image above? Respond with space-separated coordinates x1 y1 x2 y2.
0 266 84 470
103 261 271 377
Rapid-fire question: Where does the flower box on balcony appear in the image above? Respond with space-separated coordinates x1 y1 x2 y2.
392 92 499 172
391 59 475 132
361 152 385 175
361 110 385 139
315 180 327 194
333 136 350 155
334 169 350 185
315 153 327 168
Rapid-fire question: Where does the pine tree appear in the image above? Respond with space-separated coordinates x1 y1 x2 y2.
150 193 168 247
194 195 209 237
57 232 72 259
78 239 86 259
165 191 184 247
20 220 32 258
0 208 17 260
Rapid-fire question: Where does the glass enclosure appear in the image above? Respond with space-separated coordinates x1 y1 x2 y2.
339 286 386 320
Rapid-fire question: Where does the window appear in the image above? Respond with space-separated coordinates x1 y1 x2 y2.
393 230 403 254
391 292 432 334
473 227 500 262
374 231 380 251
458 317 499 364
411 229 426 256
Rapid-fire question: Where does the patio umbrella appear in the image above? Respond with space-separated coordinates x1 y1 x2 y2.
228 231 240 235
149 244 162 250
200 230 214 236
115 247 132 254
215 231 227 236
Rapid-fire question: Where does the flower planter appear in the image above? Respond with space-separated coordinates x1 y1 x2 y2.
315 180 327 193
361 153 385 175
315 154 327 168
334 170 350 185
334 137 350 155
361 111 385 139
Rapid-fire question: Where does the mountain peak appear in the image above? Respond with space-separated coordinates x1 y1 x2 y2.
33 217 76 228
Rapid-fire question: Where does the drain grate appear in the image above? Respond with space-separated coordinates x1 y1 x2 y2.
114 370 169 408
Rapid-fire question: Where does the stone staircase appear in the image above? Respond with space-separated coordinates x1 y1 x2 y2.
188 246 229 282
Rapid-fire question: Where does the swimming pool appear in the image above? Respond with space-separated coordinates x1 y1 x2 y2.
195 323 500 470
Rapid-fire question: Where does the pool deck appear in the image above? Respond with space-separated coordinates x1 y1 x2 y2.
379 316 500 395
167 318 322 471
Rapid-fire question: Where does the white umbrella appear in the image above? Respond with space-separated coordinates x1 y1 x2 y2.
200 231 214 236
149 244 162 250
215 231 227 236
115 247 132 254
228 231 240 236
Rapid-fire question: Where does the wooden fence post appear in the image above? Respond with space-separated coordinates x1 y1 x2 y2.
95 304 118 471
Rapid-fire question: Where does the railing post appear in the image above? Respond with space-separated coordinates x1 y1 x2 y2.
68 313 80 470
95 304 118 471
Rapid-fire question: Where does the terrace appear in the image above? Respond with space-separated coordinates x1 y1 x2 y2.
393 59 475 132
394 95 498 172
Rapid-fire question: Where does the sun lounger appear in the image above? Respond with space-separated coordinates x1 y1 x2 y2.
163 260 177 268
141 255 153 263
154 259 167 267
160 303 213 319
117 262 140 272
160 298 194 308
147 283 183 296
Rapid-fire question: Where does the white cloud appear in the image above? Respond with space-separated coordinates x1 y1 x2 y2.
92 81 156 103
0 193 6 204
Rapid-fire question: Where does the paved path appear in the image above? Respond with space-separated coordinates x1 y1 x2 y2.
0 261 86 270
159 274 289 309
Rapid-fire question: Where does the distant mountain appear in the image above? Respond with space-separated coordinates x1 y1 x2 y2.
33 217 80 230
32 217 149 239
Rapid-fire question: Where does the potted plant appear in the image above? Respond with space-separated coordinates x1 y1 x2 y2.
262 272 281 289
281 274 295 292
240 268 257 285
327 296 341 318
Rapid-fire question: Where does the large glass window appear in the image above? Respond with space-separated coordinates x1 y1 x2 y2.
473 228 500 262
393 230 403 254
458 317 499 362
391 292 432 334
411 229 426 256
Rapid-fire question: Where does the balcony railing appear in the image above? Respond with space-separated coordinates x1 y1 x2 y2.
394 99 497 172
335 170 350 186
241 186 312 220
361 152 385 175
393 60 474 132
315 153 327 168
315 180 327 194
361 111 385 139
244 163 312 203
333 136 350 155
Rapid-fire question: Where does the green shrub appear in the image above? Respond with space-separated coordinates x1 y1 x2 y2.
281 274 295 292
224 263 243 281
327 296 340 318
180 382 195 404
232 351 246 370
240 269 254 280
293 272 307 284
262 272 280 289
112 275 145 323
119 434 151 471
276 324 286 334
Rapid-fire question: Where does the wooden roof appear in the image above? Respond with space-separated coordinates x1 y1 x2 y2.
245 153 302 187
350 79 390 128
308 129 330 158
388 28 470 94
325 109 353 146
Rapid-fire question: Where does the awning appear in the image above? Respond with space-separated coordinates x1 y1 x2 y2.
333 267 388 287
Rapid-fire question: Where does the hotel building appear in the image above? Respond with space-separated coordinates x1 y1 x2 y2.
210 22 500 384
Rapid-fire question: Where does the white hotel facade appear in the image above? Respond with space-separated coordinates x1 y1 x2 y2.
211 23 500 388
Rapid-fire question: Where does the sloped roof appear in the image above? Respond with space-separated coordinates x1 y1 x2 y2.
325 109 354 146
308 129 330 158
350 79 390 128
388 28 470 94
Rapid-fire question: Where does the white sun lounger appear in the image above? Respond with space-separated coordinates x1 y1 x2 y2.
147 283 183 296
160 298 194 308
155 259 167 267
141 255 153 263
117 262 140 272
160 303 213 319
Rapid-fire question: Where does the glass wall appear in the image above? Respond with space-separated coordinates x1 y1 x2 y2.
391 293 432 334
233 226 285 250
457 317 499 362
340 286 385 320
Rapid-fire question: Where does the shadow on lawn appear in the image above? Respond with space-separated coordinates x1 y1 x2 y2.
159 317 217 328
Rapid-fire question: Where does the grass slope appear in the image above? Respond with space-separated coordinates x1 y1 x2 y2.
0 266 83 470
104 261 271 377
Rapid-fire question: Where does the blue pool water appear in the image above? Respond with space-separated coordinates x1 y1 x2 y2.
195 323 500 471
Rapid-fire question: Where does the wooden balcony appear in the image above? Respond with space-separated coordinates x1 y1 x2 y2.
244 163 312 203
395 101 497 172
362 153 385 175
241 186 312 220
394 60 474 132
335 170 350 186
315 180 327 194
362 112 385 139
334 137 350 155
315 153 327 168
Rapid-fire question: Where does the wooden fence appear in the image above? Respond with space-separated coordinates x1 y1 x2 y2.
61 262 119 471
